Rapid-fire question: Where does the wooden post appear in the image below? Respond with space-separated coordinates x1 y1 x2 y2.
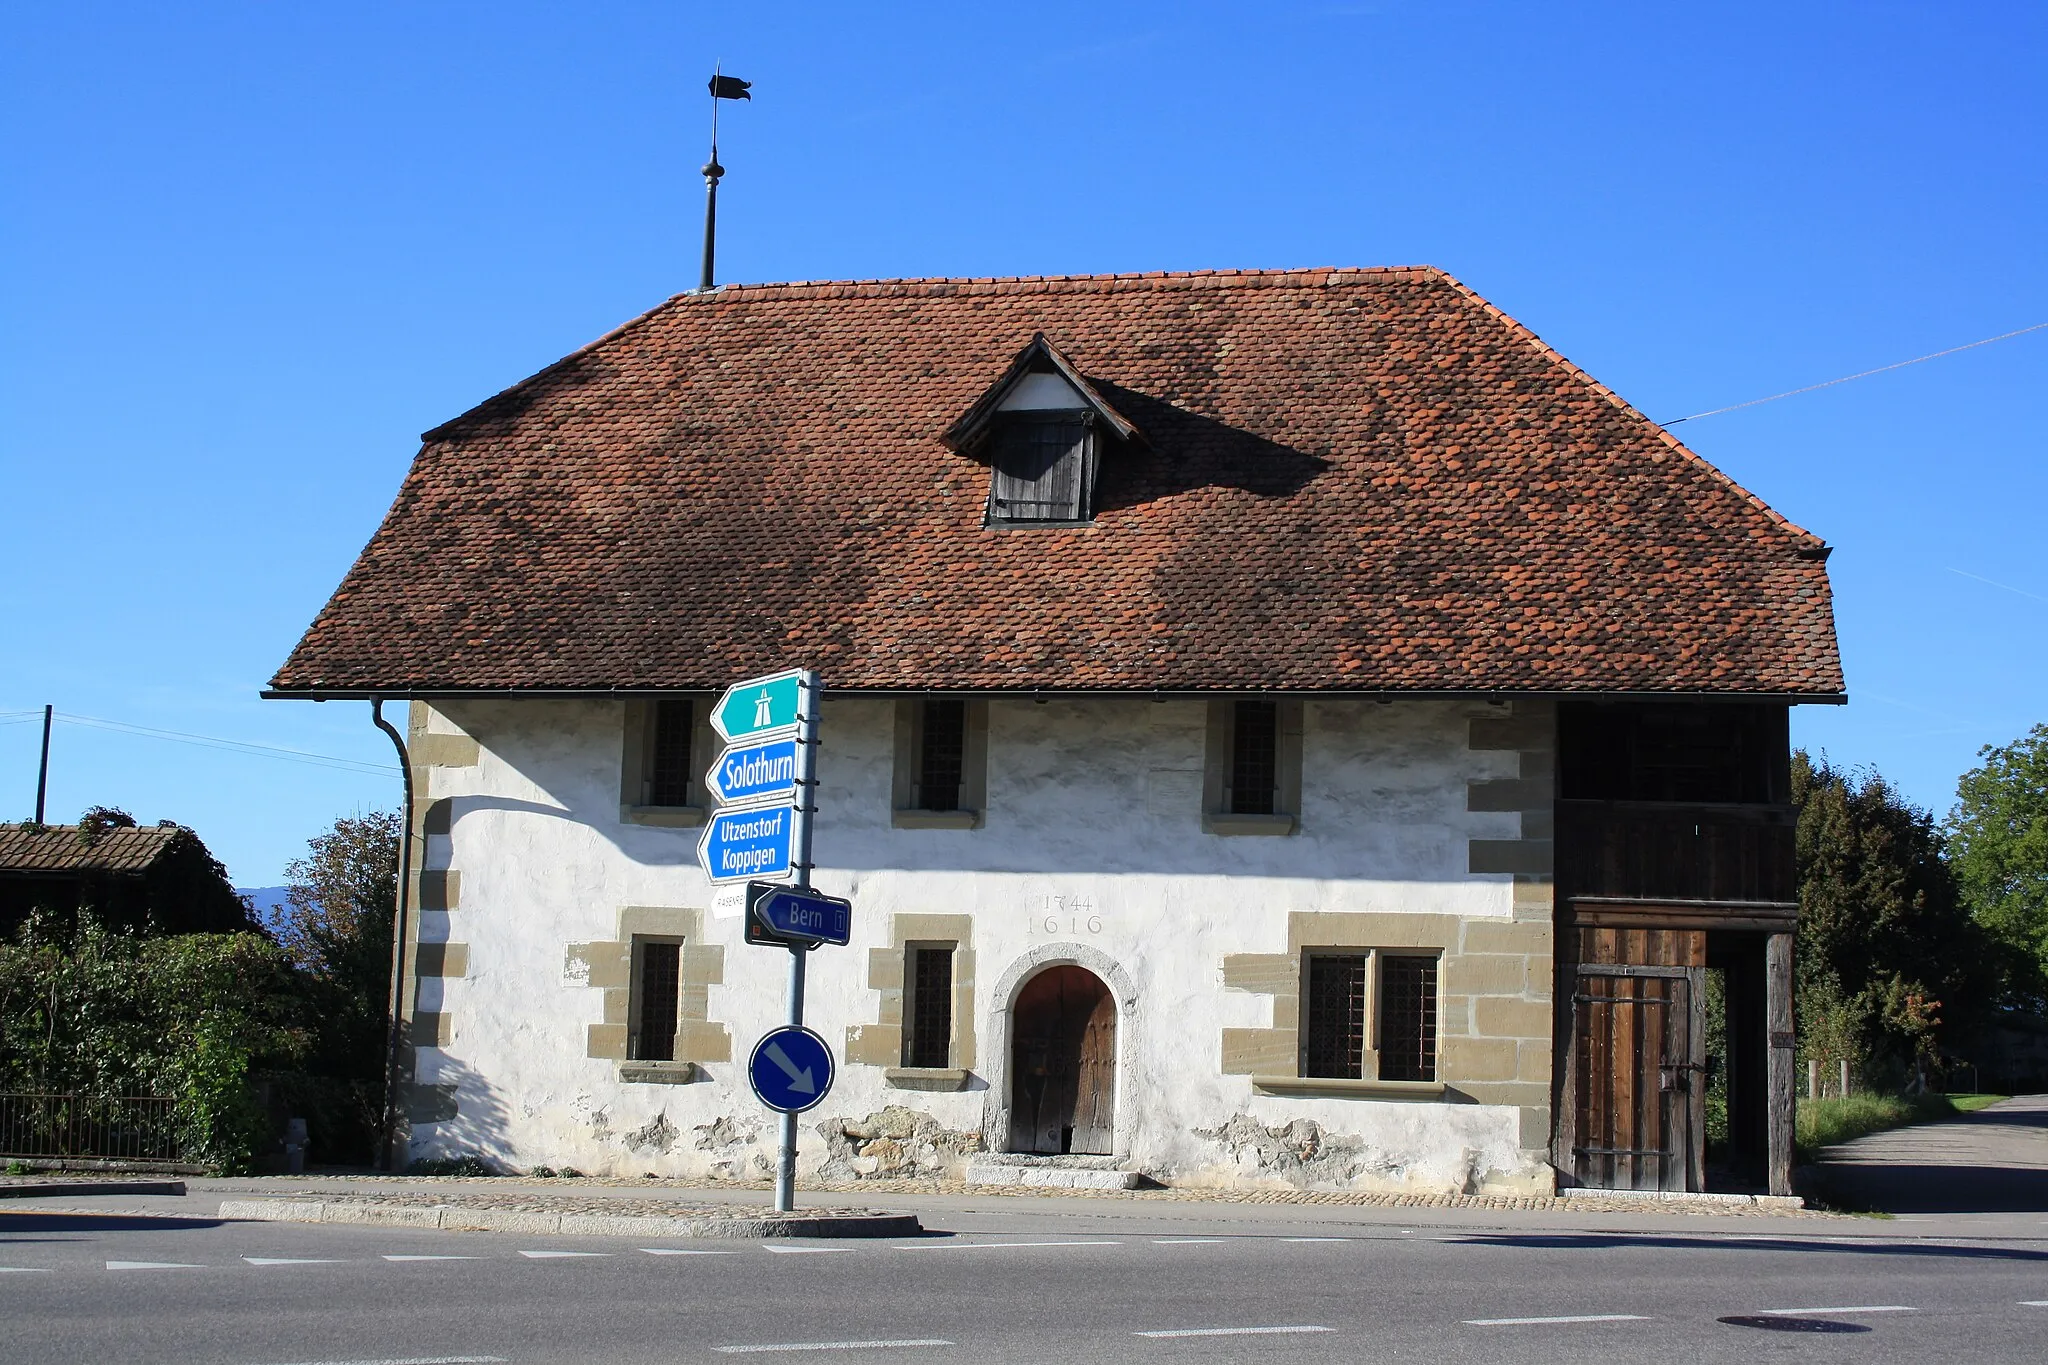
1807 1056 1819 1099
1839 1057 1851 1099
1766 932 1795 1197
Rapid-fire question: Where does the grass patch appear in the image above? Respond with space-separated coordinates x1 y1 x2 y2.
1797 1092 2009 1161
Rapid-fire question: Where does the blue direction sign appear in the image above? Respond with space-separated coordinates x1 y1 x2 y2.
749 1025 834 1113
748 881 852 946
706 736 800 806
711 670 805 744
696 803 796 884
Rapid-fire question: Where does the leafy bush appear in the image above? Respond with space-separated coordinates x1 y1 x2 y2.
407 1153 498 1176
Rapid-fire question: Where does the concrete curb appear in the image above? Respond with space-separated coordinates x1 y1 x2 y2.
0 1180 188 1200
217 1198 921 1240
1558 1188 1805 1211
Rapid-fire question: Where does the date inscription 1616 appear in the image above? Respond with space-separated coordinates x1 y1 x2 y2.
1033 893 1103 937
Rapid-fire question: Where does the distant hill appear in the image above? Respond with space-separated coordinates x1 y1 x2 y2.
238 885 290 935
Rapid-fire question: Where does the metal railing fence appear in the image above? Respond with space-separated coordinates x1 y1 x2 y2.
0 1092 183 1165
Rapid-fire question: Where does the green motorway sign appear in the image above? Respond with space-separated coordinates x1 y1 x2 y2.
711 669 805 743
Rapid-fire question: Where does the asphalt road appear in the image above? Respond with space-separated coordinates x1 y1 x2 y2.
6 1201 2048 1364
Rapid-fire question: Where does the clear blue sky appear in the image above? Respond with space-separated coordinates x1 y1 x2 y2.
3 2 2043 886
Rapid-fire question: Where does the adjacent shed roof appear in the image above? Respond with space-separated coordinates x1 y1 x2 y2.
0 825 181 875
269 267 1843 699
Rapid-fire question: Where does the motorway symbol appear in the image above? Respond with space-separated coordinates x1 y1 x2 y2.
746 881 852 947
697 802 796 884
705 736 801 806
711 670 806 743
748 1025 835 1113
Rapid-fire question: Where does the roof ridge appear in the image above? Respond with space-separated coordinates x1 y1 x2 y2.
1429 271 1827 550
667 265 1439 299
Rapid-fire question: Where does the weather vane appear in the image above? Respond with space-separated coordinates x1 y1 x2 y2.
702 65 752 291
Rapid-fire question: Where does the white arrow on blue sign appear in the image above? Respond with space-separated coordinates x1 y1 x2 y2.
705 736 800 806
749 1025 835 1113
748 882 852 946
696 803 796 884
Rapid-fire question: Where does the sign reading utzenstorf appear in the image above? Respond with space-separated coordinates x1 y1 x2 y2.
697 802 796 884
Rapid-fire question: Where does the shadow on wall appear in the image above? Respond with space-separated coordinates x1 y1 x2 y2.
404 1054 513 1172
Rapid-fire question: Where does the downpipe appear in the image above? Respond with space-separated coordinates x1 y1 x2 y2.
370 698 414 1173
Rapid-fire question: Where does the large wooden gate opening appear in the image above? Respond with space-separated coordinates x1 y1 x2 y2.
1009 965 1116 1155
1572 965 1704 1191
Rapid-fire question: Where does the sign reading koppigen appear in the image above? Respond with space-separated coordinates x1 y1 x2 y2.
696 802 796 884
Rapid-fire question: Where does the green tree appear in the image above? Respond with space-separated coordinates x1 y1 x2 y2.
1793 752 1993 1085
1947 722 2048 1007
275 811 400 1162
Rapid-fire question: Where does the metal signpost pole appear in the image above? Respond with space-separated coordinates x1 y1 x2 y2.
775 670 822 1214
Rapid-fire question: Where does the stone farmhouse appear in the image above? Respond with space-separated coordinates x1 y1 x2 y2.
268 268 1842 1196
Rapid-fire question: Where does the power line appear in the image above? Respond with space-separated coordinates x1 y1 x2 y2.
37 711 399 777
1664 322 2048 425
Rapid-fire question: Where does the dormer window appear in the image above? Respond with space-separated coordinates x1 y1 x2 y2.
941 333 1144 529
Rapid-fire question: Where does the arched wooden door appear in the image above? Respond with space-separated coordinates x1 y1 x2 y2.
1009 965 1116 1155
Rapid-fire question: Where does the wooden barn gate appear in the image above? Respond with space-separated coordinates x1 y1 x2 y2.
1567 928 1707 1193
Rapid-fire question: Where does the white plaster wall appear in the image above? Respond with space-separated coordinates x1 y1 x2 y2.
407 696 1533 1192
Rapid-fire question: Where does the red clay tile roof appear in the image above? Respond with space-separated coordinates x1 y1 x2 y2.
0 824 180 875
269 267 1843 698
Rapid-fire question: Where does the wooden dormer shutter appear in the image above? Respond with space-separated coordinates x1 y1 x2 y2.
988 413 1094 522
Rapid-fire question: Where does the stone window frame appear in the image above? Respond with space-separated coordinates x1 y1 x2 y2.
1294 944 1444 1085
620 697 718 828
845 913 976 1090
1202 698 1302 835
568 905 729 1086
626 933 684 1063
902 941 959 1069
891 700 988 830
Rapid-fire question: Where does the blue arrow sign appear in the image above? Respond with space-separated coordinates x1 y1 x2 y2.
749 1025 835 1113
749 882 852 946
711 670 805 744
696 802 796 884
706 737 800 806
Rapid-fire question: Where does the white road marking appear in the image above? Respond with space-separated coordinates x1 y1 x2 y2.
518 1249 610 1259
381 1254 479 1262
254 1357 509 1365
1283 1237 1348 1243
1465 1314 1649 1326
0 1266 52 1273
894 1239 1119 1252
1759 1306 1916 1317
2021 1301 2048 1307
641 1247 735 1256
105 1260 202 1271
1134 1326 1333 1339
1152 1237 1225 1244
245 1257 345 1266
761 1244 851 1255
713 1340 953 1354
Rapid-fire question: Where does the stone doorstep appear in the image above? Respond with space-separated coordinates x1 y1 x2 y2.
0 1179 188 1199
216 1198 922 1240
1558 1188 1806 1211
965 1162 1145 1191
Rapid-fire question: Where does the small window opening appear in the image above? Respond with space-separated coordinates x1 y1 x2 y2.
647 700 695 807
988 414 1093 523
1303 953 1369 1079
1377 956 1439 1082
1228 700 1279 815
631 940 681 1062
905 945 956 1069
916 700 967 812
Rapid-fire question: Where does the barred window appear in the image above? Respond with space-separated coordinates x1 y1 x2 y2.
1228 700 1278 815
1303 953 1368 1079
904 945 956 1069
647 700 695 807
916 700 966 812
630 940 681 1062
1377 956 1439 1082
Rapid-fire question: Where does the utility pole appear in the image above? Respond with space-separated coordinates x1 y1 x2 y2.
34 704 52 825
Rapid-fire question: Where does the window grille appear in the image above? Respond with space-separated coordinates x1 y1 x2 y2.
906 945 955 1069
647 700 695 807
632 941 681 1061
1228 700 1279 815
1377 956 1439 1082
916 699 966 812
988 415 1091 522
1303 953 1369 1079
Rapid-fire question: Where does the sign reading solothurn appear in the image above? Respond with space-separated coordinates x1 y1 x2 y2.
697 803 796 884
705 736 800 806
710 669 804 744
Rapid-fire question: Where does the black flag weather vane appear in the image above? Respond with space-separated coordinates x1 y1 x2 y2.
700 67 751 292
